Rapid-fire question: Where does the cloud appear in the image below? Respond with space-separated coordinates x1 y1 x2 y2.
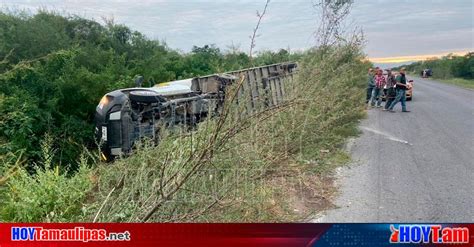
370 50 471 64
0 0 472 58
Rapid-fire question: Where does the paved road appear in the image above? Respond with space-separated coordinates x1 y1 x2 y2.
314 77 473 222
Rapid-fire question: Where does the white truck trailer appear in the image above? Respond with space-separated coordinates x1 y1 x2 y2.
94 62 297 161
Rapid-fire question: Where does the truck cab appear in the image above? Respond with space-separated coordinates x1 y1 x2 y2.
95 76 233 161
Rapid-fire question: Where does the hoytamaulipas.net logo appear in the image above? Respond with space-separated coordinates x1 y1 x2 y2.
390 224 469 244
11 226 131 242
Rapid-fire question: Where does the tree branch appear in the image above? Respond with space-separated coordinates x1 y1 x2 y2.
249 0 271 62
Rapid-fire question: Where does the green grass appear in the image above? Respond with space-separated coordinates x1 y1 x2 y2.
438 78 474 90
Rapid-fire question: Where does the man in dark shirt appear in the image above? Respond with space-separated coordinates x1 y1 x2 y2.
366 68 376 104
387 68 410 112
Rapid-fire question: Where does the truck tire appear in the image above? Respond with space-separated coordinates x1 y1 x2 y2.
129 90 164 103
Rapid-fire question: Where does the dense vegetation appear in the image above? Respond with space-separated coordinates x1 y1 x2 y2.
2 45 368 223
397 52 473 80
0 9 368 222
0 10 301 169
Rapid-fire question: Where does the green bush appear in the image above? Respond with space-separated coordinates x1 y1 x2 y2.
0 137 93 222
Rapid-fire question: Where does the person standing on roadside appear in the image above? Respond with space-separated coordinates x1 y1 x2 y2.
388 68 410 112
366 68 375 103
383 69 397 110
369 69 386 108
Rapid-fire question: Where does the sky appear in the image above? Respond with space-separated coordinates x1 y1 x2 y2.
1 0 472 64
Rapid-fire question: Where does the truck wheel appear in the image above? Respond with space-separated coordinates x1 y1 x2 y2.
129 90 164 103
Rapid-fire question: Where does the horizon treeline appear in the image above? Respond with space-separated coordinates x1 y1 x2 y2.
0 10 303 169
395 52 473 79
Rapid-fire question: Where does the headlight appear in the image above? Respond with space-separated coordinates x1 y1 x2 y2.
98 95 110 110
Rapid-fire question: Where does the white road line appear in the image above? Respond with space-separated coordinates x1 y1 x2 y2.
360 126 413 145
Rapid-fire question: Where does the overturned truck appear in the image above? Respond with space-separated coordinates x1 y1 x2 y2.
94 62 298 161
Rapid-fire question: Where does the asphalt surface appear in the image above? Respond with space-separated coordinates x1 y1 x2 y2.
314 77 473 222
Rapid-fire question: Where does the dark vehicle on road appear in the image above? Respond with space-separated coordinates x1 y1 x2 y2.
421 69 432 78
